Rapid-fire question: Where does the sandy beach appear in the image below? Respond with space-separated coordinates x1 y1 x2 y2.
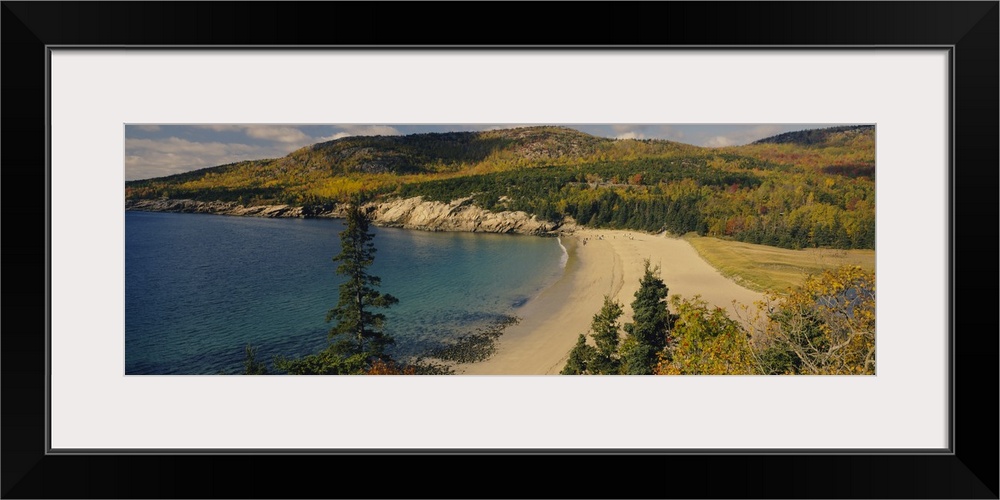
457 229 765 375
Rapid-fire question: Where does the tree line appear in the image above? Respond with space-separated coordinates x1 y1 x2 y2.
397 157 874 249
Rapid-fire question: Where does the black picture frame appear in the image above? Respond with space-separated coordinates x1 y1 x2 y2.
3 2 996 498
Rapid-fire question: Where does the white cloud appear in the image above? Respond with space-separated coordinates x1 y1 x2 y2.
190 125 313 144
610 124 637 134
318 132 353 142
124 137 282 180
615 131 647 140
611 125 650 140
610 124 689 141
245 126 310 144
124 125 406 180
701 125 789 147
125 137 259 156
704 136 736 147
314 125 402 143
316 132 355 142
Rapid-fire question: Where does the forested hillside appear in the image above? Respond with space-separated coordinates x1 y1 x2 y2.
125 125 876 249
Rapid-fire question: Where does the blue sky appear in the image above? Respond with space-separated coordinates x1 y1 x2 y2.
124 124 842 181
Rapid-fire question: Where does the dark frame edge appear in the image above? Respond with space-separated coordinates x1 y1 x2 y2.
2 1 997 499
44 45 53 459
951 3 1000 496
2 2 47 498
947 45 956 458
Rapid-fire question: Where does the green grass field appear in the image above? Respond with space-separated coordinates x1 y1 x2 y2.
684 234 875 293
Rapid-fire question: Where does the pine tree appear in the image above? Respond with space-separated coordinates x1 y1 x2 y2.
241 344 268 375
327 199 399 359
560 296 624 375
589 296 624 374
622 260 671 374
273 197 400 375
560 334 597 375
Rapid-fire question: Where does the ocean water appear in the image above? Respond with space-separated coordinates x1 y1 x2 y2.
124 211 565 374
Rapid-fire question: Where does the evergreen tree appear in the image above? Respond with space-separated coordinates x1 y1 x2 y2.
327 198 399 358
274 196 399 375
589 296 624 374
560 296 625 375
241 344 268 375
560 334 597 375
622 260 671 374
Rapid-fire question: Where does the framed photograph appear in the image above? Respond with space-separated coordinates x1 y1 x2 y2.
4 2 996 498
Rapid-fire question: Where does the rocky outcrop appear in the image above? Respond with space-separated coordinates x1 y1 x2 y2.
125 197 568 236
369 196 559 235
126 199 304 218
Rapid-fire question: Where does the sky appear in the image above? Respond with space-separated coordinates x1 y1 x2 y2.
124 124 843 181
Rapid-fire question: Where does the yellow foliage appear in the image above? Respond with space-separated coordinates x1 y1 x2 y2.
758 265 876 374
655 296 757 375
652 266 875 376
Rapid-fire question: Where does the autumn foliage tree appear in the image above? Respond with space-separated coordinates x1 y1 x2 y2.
655 297 756 375
753 266 876 374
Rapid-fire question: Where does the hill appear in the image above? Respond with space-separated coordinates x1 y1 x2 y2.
126 126 701 203
291 126 612 175
126 125 876 250
729 125 875 179
752 125 874 146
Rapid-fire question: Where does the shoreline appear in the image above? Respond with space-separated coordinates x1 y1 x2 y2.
125 197 567 236
457 228 765 375
129 205 766 375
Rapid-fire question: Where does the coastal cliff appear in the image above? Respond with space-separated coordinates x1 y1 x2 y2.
125 197 569 236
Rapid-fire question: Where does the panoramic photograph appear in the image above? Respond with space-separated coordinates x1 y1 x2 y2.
124 124 876 375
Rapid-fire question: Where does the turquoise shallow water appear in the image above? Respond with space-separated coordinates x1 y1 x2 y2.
124 211 565 374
